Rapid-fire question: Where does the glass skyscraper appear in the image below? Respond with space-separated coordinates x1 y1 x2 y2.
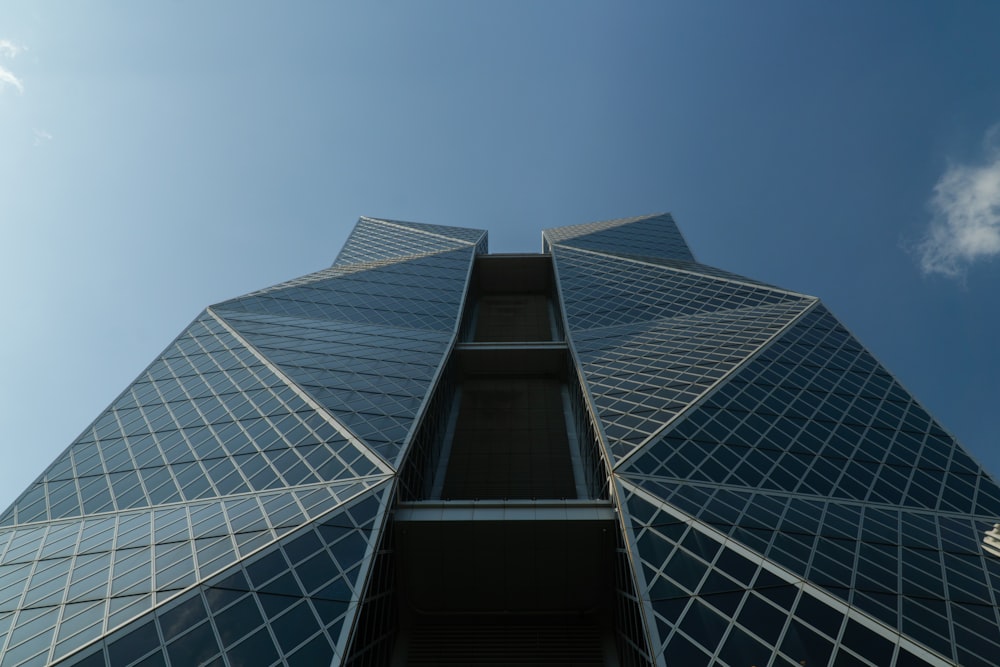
1 214 998 666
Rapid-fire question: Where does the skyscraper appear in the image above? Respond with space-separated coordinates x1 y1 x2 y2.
0 214 998 666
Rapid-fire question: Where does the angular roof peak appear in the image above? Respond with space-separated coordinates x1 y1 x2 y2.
542 213 694 263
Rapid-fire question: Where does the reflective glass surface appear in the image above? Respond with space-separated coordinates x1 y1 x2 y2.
333 216 486 266
551 243 814 463
573 299 813 462
56 485 387 667
214 246 478 464
1 313 386 527
552 245 809 331
0 479 384 666
623 305 1000 515
0 265 412 665
617 305 1000 665
621 480 941 666
3 214 997 667
217 248 475 334
0 216 488 667
213 309 453 465
543 213 695 263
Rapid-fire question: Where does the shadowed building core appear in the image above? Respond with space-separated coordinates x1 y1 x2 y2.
0 214 999 666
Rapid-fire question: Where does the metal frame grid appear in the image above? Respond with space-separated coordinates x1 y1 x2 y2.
5 214 1000 666
53 482 392 667
332 217 486 267
548 242 815 465
0 477 388 667
1 311 390 523
389 238 480 474
395 359 458 501
608 304 1000 664
341 491 398 666
617 479 950 667
0 217 487 667
564 358 612 501
542 213 697 263
544 214 1000 666
612 509 655 667
0 305 398 667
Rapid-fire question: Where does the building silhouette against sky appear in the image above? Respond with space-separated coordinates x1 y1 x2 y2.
0 215 999 666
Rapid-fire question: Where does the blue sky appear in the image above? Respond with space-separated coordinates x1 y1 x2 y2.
1 2 999 512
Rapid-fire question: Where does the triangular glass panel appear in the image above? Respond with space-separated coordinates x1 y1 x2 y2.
212 310 454 465
544 213 695 262
0 314 387 527
45 482 389 667
619 472 1000 665
617 477 947 666
573 299 814 464
216 247 475 333
552 245 811 331
333 217 485 266
621 305 1000 516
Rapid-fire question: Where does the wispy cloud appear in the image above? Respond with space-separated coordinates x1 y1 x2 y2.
0 40 23 58
917 125 1000 278
33 129 52 145
0 39 24 94
0 66 23 94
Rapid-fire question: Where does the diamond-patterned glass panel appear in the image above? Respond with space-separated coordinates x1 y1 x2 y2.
620 476 1000 666
622 305 1000 515
213 310 452 464
591 251 784 290
213 247 474 463
0 218 489 667
216 247 474 333
6 213 1000 667
553 245 807 331
619 479 942 666
573 300 814 463
0 313 385 528
333 217 485 266
0 480 386 667
544 213 695 262
617 303 1000 665
53 484 387 667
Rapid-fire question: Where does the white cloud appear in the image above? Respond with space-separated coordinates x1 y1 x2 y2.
917 126 1000 278
0 65 23 93
33 129 52 145
0 40 23 58
0 39 24 93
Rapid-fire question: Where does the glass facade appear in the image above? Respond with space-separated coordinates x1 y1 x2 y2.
0 213 996 665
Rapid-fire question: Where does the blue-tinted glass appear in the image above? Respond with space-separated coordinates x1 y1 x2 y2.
737 593 785 645
271 601 320 654
108 621 159 666
780 619 834 666
840 619 893 665
5 216 1000 667
225 626 280 667
719 624 775 666
284 531 322 565
215 596 263 647
296 551 336 594
67 650 106 667
130 649 166 667
159 595 208 641
246 551 288 588
166 621 219 666
793 593 844 640
545 213 695 262
286 633 334 667
678 599 729 654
